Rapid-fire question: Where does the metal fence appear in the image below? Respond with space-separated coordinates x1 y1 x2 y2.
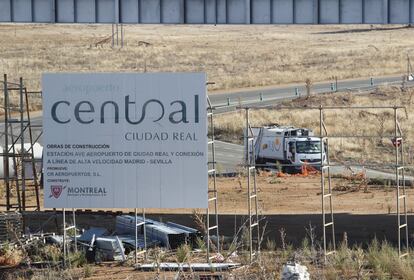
0 0 413 24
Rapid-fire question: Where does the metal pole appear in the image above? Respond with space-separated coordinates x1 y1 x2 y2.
325 112 335 252
121 24 124 48
111 24 114 47
24 87 40 210
208 112 212 261
401 128 409 254
20 77 25 211
143 208 147 260
63 208 66 267
206 208 210 262
116 24 119 46
215 0 217 25
246 108 253 263
394 107 401 255
3 74 10 211
335 76 338 92
72 208 77 252
135 208 137 265
209 105 220 254
320 107 327 261
253 141 260 257
206 96 220 263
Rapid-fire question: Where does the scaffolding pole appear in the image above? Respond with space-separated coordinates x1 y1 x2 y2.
134 208 147 266
237 104 409 260
1 75 41 211
320 106 336 261
206 97 220 262
63 208 66 267
3 74 10 211
19 77 25 211
394 107 409 258
62 208 77 267
245 108 260 263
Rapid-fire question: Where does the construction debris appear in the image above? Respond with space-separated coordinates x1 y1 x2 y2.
78 227 108 243
45 234 64 245
94 237 126 262
117 235 160 252
116 215 200 249
31 215 201 263
281 262 310 280
138 262 240 272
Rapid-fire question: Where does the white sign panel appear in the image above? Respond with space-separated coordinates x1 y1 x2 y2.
43 73 207 208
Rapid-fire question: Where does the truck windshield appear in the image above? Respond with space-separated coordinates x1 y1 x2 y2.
296 141 321 154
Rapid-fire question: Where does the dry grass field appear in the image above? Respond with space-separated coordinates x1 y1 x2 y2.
0 24 413 92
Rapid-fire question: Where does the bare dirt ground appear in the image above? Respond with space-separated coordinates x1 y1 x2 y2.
0 24 413 92
5 172 410 215
216 172 410 215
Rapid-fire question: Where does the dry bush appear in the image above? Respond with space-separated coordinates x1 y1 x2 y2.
0 243 23 266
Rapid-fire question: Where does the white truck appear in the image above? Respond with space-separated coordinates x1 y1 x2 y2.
248 125 326 172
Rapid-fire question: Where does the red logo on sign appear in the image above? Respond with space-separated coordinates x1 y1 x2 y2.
50 185 63 198
392 138 402 147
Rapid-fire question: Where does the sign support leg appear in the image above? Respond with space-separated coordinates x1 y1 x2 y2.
63 208 66 267
135 208 138 265
143 208 147 260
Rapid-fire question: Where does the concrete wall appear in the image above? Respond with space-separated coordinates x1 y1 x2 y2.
0 0 413 24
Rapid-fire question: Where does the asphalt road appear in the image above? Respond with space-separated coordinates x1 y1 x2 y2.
213 140 414 181
210 75 413 114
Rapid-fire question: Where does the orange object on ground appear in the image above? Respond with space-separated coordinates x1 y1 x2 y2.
276 171 286 177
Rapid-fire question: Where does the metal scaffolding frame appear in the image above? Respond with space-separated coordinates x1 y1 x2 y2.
319 106 336 259
62 208 77 267
1 74 42 211
206 97 220 262
134 208 147 266
394 108 409 257
111 23 124 48
244 108 260 263
239 104 409 259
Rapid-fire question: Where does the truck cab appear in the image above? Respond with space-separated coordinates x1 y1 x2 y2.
286 137 326 171
249 125 326 172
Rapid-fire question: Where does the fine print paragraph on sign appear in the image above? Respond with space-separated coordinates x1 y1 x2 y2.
43 73 207 209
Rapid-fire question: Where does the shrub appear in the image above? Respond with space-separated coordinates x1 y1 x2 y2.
176 244 192 263
0 243 23 266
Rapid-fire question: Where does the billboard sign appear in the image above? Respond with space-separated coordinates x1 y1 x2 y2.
43 73 207 208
